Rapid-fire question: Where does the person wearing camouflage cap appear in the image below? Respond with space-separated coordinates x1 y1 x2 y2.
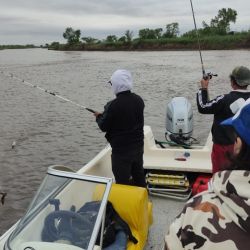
196 66 250 174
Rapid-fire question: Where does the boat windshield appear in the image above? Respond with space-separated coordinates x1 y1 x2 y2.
5 165 112 250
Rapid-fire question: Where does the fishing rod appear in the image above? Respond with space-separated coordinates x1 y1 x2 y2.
0 71 96 114
189 0 217 79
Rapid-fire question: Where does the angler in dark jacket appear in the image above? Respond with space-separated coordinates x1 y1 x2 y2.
197 66 250 173
94 69 146 187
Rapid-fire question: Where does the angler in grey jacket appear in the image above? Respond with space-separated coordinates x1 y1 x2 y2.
94 69 146 187
165 99 250 250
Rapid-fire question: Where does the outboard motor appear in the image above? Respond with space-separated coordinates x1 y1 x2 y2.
166 97 193 146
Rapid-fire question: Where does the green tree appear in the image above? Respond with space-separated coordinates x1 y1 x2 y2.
138 28 163 39
118 36 126 42
125 30 133 43
63 27 81 45
49 42 60 50
163 23 179 38
182 29 197 37
138 29 149 39
203 8 237 35
106 35 117 43
81 37 99 44
154 28 163 39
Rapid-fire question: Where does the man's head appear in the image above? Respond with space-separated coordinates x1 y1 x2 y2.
109 69 133 95
221 99 250 147
221 99 250 168
230 66 250 88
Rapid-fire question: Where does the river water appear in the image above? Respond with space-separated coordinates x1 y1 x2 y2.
0 48 249 236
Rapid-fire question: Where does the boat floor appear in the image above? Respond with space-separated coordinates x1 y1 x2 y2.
145 196 185 250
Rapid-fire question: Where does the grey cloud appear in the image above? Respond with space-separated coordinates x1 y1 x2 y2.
1 0 194 18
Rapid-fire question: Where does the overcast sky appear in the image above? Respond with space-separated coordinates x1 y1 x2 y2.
0 0 249 45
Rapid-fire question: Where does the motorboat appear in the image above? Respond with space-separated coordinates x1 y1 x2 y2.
0 97 212 250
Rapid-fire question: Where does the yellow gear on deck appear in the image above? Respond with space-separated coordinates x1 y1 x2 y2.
93 184 153 250
147 173 185 179
146 173 189 188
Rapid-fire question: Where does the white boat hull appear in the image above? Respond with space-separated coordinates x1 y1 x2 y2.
0 126 212 249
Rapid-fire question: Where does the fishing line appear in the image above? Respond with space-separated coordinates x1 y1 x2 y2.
189 0 217 79
0 71 96 114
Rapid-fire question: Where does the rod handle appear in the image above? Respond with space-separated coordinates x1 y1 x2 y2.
85 108 96 113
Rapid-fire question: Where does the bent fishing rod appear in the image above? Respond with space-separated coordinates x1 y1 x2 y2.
189 0 217 79
0 71 96 114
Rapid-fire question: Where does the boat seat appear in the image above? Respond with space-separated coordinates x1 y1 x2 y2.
93 184 153 250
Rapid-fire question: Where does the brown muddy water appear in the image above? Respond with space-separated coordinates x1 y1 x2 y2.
0 48 250 236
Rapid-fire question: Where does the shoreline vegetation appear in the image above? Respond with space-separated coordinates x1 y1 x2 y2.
1 33 250 51
1 8 250 51
0 44 37 50
48 33 250 51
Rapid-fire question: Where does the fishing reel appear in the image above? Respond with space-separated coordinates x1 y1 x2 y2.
203 72 218 80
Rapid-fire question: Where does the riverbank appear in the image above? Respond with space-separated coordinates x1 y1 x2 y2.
0 45 37 50
49 33 250 51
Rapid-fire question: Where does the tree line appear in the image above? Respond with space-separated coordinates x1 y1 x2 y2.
49 8 250 50
0 44 37 50
61 22 180 46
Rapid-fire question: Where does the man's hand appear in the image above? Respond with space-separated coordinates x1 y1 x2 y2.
94 111 102 117
200 78 209 89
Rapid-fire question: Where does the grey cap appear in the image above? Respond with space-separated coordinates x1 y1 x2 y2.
231 66 250 86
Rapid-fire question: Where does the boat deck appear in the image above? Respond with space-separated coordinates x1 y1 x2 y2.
145 196 185 250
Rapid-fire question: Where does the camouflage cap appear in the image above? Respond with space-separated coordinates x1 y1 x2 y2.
231 66 250 86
